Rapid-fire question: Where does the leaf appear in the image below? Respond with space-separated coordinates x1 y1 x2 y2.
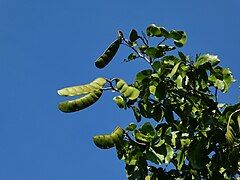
188 140 207 170
113 96 126 109
134 130 151 143
57 77 106 96
165 144 174 163
176 75 183 89
167 62 181 78
225 109 240 144
135 69 152 83
195 54 220 68
58 90 103 113
176 150 185 170
238 115 240 132
145 47 164 58
126 123 137 131
173 31 187 47
140 122 155 137
170 30 183 40
95 39 120 68
127 53 137 61
222 68 235 93
146 148 164 164
129 29 139 42
146 24 162 37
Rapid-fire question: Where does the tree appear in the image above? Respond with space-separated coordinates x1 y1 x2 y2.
57 24 240 179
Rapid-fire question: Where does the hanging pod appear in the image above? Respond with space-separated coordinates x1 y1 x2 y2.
58 90 103 113
116 79 140 100
95 39 121 69
93 126 124 149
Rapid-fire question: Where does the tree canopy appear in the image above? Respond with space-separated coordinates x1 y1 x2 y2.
58 24 240 179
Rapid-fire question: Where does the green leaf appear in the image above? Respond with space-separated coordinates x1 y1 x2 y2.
57 77 106 96
129 29 139 42
176 150 185 170
134 130 151 143
173 31 187 47
165 144 174 163
238 115 240 132
145 47 164 58
113 96 126 109
176 75 183 89
167 62 181 78
135 69 152 83
95 39 120 68
146 24 162 37
188 140 207 170
140 122 155 137
195 54 220 68
146 148 164 164
222 68 235 93
58 90 103 113
170 30 183 40
126 123 137 131
127 53 137 61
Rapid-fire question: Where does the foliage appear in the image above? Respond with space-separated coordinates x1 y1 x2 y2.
58 24 240 179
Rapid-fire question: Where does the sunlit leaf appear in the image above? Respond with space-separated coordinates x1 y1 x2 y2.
167 62 181 78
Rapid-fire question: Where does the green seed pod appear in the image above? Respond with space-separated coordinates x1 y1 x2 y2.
58 77 106 97
116 79 126 89
58 90 102 113
113 96 126 109
95 39 120 69
116 79 140 100
93 135 115 149
111 126 124 144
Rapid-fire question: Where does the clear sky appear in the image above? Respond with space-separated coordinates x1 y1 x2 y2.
0 0 240 179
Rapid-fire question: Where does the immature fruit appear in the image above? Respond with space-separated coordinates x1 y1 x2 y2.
57 77 106 96
93 126 124 149
95 39 120 69
116 79 140 100
58 90 102 113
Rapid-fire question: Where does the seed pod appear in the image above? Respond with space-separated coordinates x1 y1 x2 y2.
93 135 115 149
116 79 140 100
93 126 124 149
57 77 106 97
111 126 124 144
58 90 102 113
95 39 120 69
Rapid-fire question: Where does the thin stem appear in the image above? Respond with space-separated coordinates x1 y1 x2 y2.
121 38 151 64
157 37 167 46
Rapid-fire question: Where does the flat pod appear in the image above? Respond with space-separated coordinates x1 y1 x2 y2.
95 39 120 69
58 77 106 96
116 79 140 100
93 135 115 149
58 90 103 113
111 126 124 144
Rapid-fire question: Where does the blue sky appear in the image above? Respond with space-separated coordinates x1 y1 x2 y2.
0 0 239 179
